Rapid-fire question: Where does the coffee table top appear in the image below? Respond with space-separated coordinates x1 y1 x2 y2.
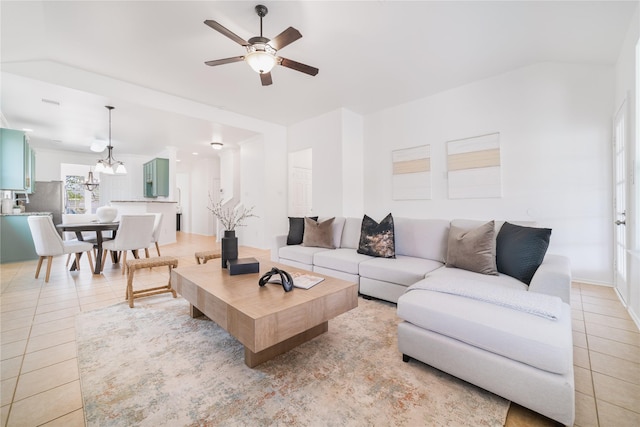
173 257 357 319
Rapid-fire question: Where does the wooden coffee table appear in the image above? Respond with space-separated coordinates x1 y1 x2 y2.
171 259 358 367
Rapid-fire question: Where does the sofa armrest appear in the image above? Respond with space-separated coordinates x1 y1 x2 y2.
528 254 572 304
271 234 288 262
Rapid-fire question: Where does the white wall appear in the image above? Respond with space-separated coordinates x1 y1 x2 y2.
364 62 615 285
235 131 288 249
184 157 219 236
288 109 344 218
238 137 265 248
341 109 365 217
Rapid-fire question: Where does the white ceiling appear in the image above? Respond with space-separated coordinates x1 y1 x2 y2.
0 1 636 160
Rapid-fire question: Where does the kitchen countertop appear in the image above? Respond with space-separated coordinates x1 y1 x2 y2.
0 212 52 216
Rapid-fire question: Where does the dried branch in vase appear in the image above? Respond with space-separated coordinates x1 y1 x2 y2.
207 195 258 231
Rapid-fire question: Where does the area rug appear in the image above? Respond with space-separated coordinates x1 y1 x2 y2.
76 296 509 426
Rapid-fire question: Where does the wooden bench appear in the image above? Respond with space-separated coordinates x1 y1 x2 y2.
125 256 178 308
194 250 221 265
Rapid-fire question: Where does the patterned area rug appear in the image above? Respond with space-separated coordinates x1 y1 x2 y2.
76 296 509 426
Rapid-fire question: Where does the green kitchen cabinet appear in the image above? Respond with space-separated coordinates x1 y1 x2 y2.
143 158 169 198
0 215 39 263
0 128 33 192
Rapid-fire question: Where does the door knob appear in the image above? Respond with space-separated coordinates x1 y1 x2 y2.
615 220 626 226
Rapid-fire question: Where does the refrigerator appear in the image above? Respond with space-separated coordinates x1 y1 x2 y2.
24 181 64 226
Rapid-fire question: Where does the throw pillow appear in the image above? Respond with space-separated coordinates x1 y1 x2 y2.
302 217 336 249
286 216 318 245
446 221 498 275
357 214 396 258
496 222 551 285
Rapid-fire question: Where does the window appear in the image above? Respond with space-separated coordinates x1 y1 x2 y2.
62 168 100 214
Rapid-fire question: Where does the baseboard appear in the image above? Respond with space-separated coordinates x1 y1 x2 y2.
571 278 613 287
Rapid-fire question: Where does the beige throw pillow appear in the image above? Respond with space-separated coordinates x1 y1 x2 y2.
302 217 336 249
446 221 498 275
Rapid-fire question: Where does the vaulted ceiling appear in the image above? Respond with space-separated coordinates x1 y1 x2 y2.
1 1 636 160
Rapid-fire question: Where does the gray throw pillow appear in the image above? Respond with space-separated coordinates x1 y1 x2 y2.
446 221 498 275
302 217 335 249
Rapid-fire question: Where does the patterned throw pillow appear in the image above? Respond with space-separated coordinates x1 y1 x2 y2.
446 221 498 275
287 216 318 245
496 222 551 285
302 217 336 249
357 214 396 258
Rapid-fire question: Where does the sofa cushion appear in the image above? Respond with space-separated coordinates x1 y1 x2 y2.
397 284 572 375
357 213 396 258
318 216 346 249
426 264 528 291
314 248 373 275
278 245 332 266
341 217 363 249
393 218 449 262
497 222 551 285
359 255 444 286
286 216 318 245
446 221 498 275
303 217 335 249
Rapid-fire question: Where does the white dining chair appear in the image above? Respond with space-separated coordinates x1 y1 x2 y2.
145 213 163 257
102 215 155 275
27 215 95 282
61 213 98 266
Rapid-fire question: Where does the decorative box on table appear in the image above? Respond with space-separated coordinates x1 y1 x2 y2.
227 257 260 275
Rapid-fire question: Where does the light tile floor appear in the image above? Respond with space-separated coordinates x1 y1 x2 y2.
1 232 639 426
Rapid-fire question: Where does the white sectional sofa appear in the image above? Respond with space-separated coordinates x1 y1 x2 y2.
272 216 574 425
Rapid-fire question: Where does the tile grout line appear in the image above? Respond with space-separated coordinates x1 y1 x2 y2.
5 279 45 427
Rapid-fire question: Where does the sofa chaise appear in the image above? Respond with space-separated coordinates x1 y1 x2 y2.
272 216 574 425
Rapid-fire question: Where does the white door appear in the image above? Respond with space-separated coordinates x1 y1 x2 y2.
614 99 629 304
288 149 313 217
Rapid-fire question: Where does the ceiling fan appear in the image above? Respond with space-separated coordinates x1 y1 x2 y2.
204 4 319 86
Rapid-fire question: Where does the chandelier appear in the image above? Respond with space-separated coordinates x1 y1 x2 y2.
94 106 127 175
83 168 99 191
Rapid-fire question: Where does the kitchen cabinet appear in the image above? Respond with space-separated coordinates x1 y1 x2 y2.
143 158 169 198
0 128 35 193
0 214 40 263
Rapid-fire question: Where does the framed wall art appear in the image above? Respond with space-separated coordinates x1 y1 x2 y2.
447 132 501 199
392 145 431 200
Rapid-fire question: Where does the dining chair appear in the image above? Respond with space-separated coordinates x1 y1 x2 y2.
61 213 98 266
27 215 95 282
101 215 155 275
145 213 163 257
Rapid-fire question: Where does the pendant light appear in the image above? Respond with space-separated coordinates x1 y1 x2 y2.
83 168 99 191
94 106 127 175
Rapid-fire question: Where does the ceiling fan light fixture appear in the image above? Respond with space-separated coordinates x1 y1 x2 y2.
211 142 223 150
245 44 276 74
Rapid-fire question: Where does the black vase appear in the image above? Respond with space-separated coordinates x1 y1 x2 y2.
221 230 238 268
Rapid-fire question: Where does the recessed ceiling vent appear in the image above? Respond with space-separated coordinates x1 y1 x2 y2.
41 98 60 106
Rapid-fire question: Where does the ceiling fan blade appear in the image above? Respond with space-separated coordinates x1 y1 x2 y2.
260 72 273 86
268 27 302 51
204 20 248 46
279 57 319 76
205 56 245 67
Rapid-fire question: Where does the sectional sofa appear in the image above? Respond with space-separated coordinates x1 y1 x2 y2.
272 216 574 425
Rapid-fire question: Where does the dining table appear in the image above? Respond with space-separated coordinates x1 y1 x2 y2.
56 221 119 274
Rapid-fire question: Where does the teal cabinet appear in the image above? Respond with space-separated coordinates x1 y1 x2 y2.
143 158 169 198
0 128 32 191
0 215 39 263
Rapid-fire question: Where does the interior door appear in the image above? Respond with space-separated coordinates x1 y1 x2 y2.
614 99 628 304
